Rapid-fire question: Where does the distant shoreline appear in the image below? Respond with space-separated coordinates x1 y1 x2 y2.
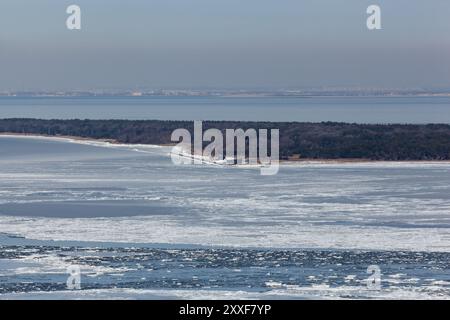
1 91 450 99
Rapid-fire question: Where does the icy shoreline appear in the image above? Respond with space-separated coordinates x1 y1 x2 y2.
2 133 450 167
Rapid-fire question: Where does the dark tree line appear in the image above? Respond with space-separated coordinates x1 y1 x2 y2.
1 118 450 160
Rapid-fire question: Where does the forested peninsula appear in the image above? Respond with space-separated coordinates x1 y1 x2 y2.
1 119 450 161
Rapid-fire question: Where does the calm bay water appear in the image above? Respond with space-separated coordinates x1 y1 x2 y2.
1 96 450 123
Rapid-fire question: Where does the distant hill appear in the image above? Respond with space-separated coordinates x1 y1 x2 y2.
1 118 450 160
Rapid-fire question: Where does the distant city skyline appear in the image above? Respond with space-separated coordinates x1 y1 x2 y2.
1 0 449 91
2 87 450 99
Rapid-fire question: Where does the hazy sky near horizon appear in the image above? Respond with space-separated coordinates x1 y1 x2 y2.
0 0 449 90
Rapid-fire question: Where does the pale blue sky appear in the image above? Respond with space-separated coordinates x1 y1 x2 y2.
0 0 449 90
